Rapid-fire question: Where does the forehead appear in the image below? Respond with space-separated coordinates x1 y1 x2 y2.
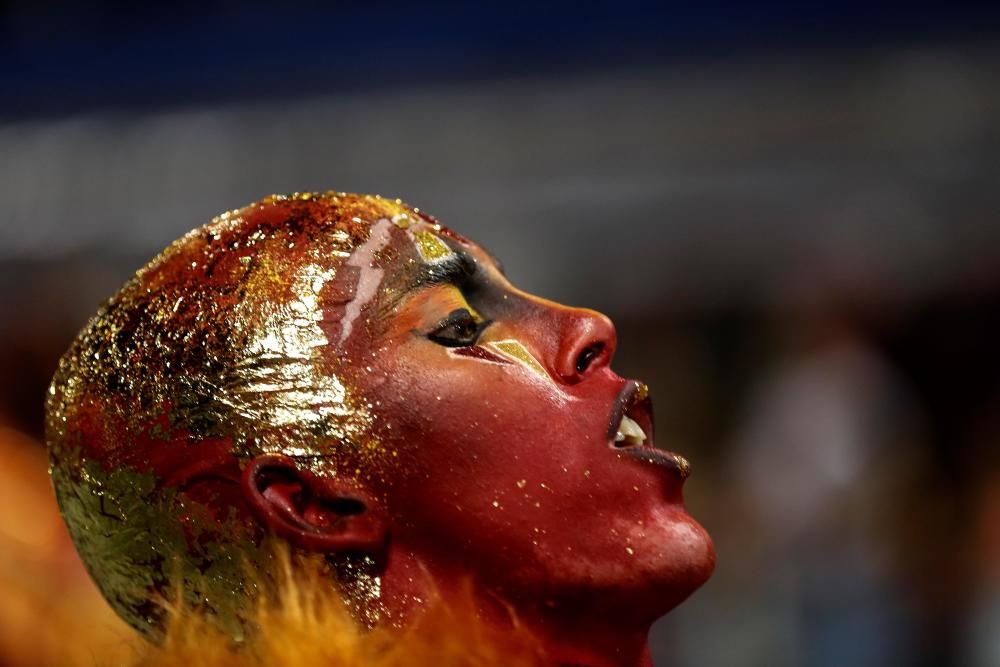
234 193 488 273
333 208 489 291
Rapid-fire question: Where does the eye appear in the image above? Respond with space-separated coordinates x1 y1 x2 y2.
427 308 489 347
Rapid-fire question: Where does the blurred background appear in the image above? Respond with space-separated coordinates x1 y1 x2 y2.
1 1 999 665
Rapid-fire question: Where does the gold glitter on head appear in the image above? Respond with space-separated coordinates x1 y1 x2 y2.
44 192 423 636
218 257 366 456
391 212 411 230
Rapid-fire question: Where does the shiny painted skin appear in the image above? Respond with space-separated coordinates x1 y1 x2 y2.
48 194 714 667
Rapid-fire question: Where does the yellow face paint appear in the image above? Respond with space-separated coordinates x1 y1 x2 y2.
487 339 553 385
412 230 454 263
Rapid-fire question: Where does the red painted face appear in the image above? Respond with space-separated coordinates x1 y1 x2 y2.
337 217 715 622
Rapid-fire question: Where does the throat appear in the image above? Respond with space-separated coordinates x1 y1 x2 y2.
519 604 654 667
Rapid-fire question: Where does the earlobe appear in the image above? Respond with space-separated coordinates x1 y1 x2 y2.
242 455 388 556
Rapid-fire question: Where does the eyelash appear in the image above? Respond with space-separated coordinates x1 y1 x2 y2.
427 308 490 347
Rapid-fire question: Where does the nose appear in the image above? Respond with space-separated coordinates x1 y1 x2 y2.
555 307 617 384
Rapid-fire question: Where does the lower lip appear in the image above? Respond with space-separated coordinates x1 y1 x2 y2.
618 447 690 479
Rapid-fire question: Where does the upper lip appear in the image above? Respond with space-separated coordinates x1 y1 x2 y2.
607 380 654 448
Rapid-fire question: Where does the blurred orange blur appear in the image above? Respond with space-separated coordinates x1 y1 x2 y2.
0 428 135 666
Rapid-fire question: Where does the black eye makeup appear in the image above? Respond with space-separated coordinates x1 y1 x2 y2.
427 308 491 347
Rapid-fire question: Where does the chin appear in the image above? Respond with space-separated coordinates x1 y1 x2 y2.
647 511 715 613
601 505 715 618
536 505 714 622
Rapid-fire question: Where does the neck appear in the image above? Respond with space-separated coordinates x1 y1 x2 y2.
381 551 655 666
514 601 654 667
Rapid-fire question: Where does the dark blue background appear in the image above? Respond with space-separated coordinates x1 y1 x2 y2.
4 1 998 116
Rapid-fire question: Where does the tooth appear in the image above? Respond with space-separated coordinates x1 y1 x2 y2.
618 415 646 443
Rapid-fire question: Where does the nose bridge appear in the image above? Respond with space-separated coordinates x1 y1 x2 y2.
512 287 617 384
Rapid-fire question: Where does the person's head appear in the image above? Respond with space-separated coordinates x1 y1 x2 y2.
47 193 713 654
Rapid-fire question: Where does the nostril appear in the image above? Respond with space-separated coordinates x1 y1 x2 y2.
557 309 616 383
576 342 605 375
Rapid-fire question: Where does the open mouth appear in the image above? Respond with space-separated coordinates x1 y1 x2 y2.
607 380 654 449
608 380 690 479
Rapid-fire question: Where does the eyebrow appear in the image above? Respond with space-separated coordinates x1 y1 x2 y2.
409 251 479 292
376 251 480 323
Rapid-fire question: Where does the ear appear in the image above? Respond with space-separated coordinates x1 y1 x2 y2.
242 454 388 556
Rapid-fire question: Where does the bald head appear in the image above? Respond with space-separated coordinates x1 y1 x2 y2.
45 193 436 633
